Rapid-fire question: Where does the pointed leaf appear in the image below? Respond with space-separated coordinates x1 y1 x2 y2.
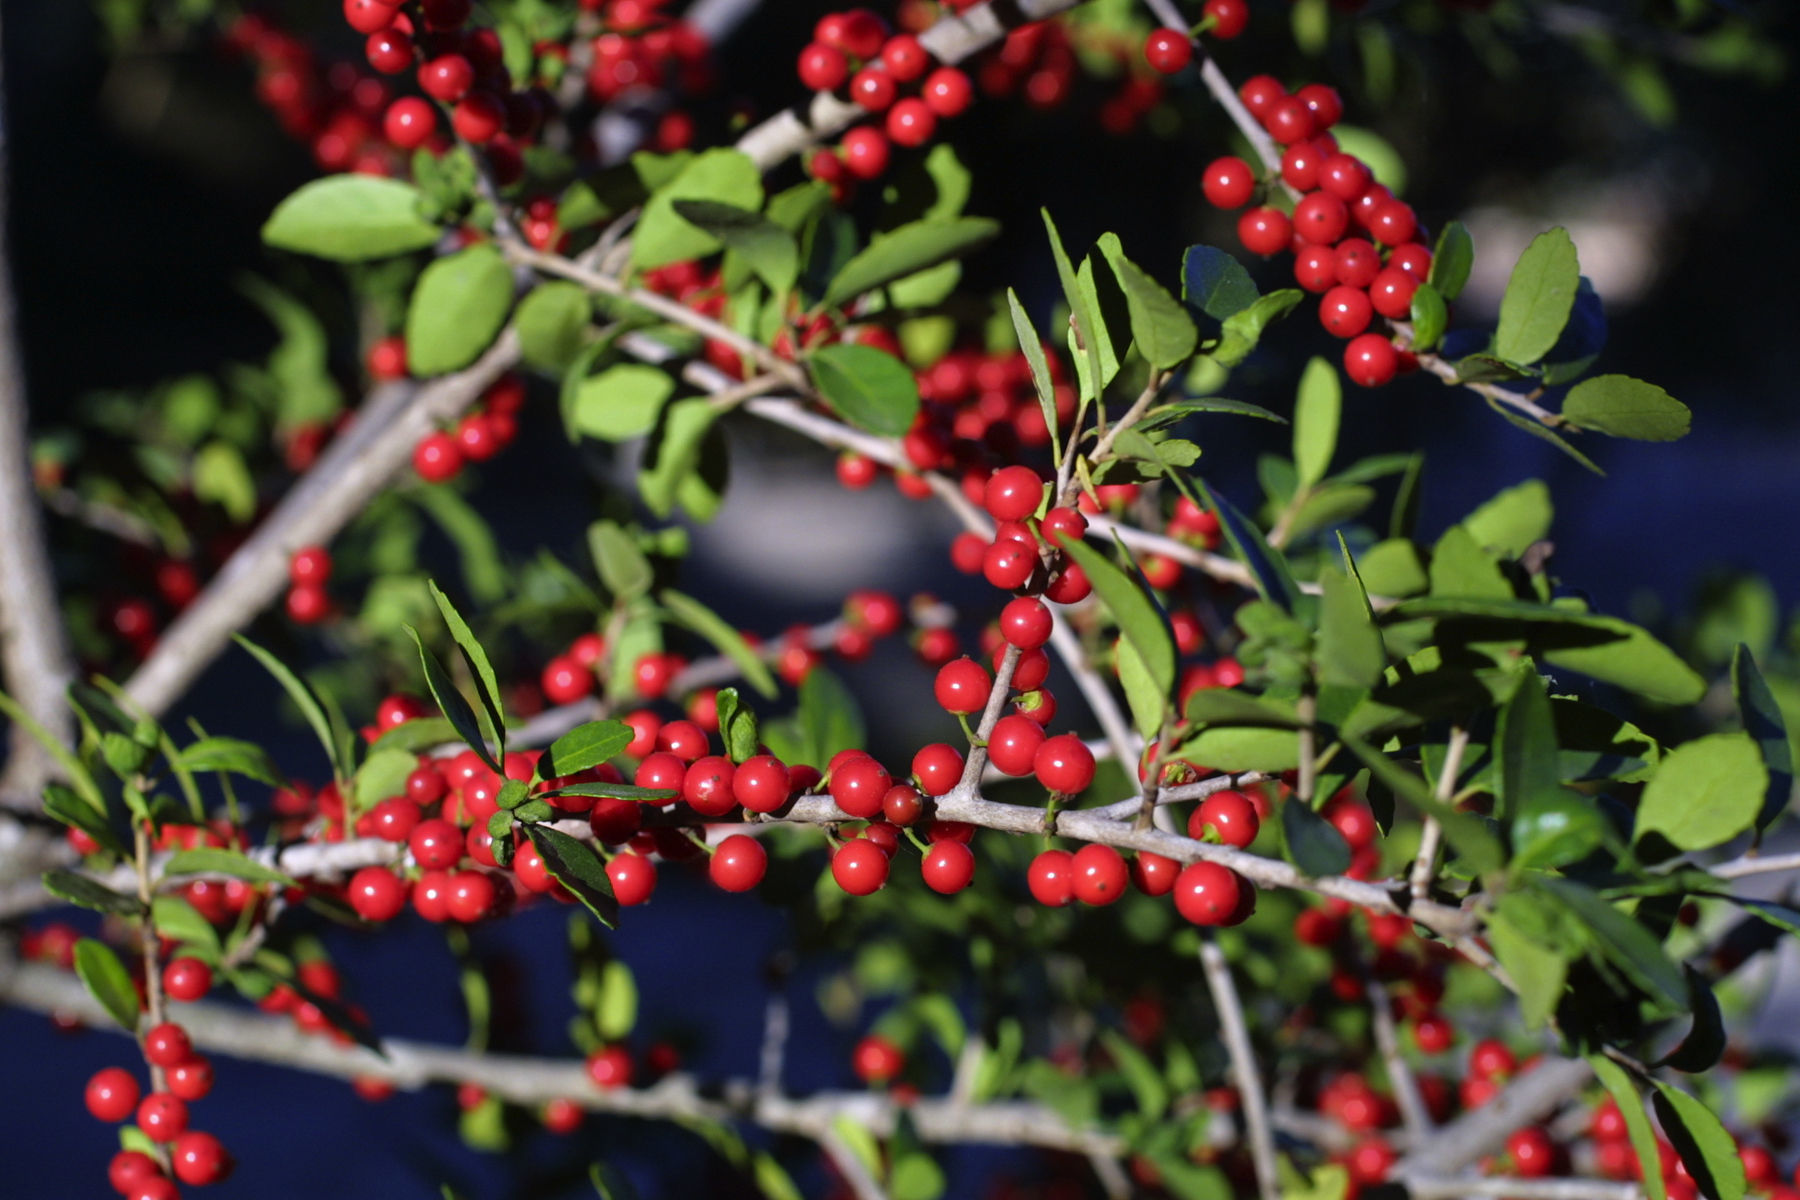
1409 280 1447 352
590 520 654 600
524 824 618 927
1429 221 1474 301
1590 1056 1666 1200
1056 536 1174 696
164 847 297 888
1656 966 1725 1073
1007 290 1060 464
808 343 921 438
575 363 675 442
1041 210 1102 398
1197 481 1301 612
1098 234 1198 368
541 720 634 779
406 625 503 774
1733 646 1794 833
1212 289 1303 368
1342 733 1503 873
1562 374 1691 442
1536 878 1685 1012
1282 798 1353 876
1495 227 1580 365
1181 245 1259 321
1318 564 1383 689
428 581 505 759
672 200 798 293
235 636 344 782
661 589 777 699
822 216 998 308
43 869 141 914
75 938 140 1030
1651 1083 1747 1200
515 280 592 372
798 668 864 769
1292 356 1341 490
631 149 764 270
1498 669 1560 820
262 175 440 262
1115 633 1168 741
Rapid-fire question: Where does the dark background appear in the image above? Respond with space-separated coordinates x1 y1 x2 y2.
3 0 1798 1196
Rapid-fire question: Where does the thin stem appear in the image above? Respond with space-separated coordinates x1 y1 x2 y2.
1413 725 1470 901
1362 963 1432 1139
1393 1057 1594 1179
133 821 169 1094
955 644 1021 792
1199 932 1278 1200
1296 691 1318 806
822 1132 890 1200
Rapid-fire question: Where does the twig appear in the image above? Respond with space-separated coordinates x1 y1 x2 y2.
1413 725 1470 901
0 8 78 810
1413 350 1562 426
1405 1179 1641 1200
1393 1056 1593 1179
822 1131 890 1200
39 487 160 546
1138 0 1286 181
1707 850 1800 881
1362 964 1432 1139
1199 932 1278 1200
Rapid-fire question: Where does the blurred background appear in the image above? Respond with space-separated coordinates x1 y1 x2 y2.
3 0 1798 1196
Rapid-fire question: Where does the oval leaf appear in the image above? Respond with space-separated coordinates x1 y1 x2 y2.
1495 226 1579 366
1429 220 1474 301
1561 374 1691 442
540 720 634 779
523 824 618 927
1056 536 1175 697
262 176 440 262
807 342 921 438
404 244 514 375
1182 244 1259 321
1293 356 1341 490
1652 1083 1747 1200
75 938 141 1030
515 280 592 372
1636 732 1765 852
671 199 798 294
1098 234 1198 368
823 217 998 309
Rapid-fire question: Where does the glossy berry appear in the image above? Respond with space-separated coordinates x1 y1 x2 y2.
1143 29 1193 75
1320 287 1373 339
286 583 330 624
852 1035 904 1084
1293 190 1349 245
137 1092 190 1142
288 545 331 586
832 838 890 895
797 42 848 91
585 1045 633 1089
1334 238 1381 288
922 840 976 894
709 834 767 892
344 0 401 34
366 28 413 74
1264 96 1315 145
171 1130 232 1186
1237 74 1285 119
881 784 923 826
1319 154 1371 201
1202 156 1255 210
984 465 1044 521
1469 1038 1516 1081
1237 207 1292 257
1296 83 1344 129
1071 844 1128 906
1172 861 1242 925
1027 849 1076 906
982 539 1037 591
447 870 496 923
934 657 991 714
1507 1127 1556 1178
1192 789 1261 848
1131 851 1179 897
886 98 937 147
881 34 930 81
1369 200 1419 246
1033 734 1095 794
607 853 657 906
983 715 1043 778
922 67 973 117
348 866 407 921
1294 244 1339 293
541 654 594 706
86 1067 141 1122
1281 140 1326 191
1203 0 1250 38
841 126 890 180
409 818 463 869
419 53 474 102
412 430 462 480
1411 1012 1455 1054
108 1150 159 1194
910 742 963 797
1344 334 1399 387
163 957 212 1002
830 755 892 819
144 1022 193 1068
1369 266 1420 320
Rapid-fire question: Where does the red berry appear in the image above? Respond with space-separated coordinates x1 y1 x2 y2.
984 465 1043 521
1238 74 1285 119
1389 242 1433 279
453 91 506 143
1506 1127 1556 1178
849 66 898 112
412 430 462 480
1131 851 1179 896
1173 861 1242 925
446 870 497 922
1369 200 1418 246
1027 849 1076 906
162 957 212 1003
912 742 964 797
1411 1012 1455 1054
830 755 892 819
1281 140 1326 191
709 834 767 892
409 818 463 869
286 583 330 624
585 1045 633 1089
289 545 331 586
797 42 848 91
733 755 792 814
1202 156 1256 210
1296 83 1344 129
1070 843 1128 906
171 1129 232 1186
344 0 401 34
1293 190 1349 245
832 838 891 895
607 853 657 906
1263 96 1315 145
922 840 975 894
881 35 930 82
1033 734 1095 794
934 656 991 715
982 539 1037 591
1469 1038 1516 1081
1203 0 1250 39
109 1149 159 1193
1350 1138 1397 1184
351 866 407 924
366 27 413 74
419 54 474 102
1319 154 1371 201
167 1056 214 1102
1143 29 1193 75
541 654 594 706
852 1034 904 1084
1237 207 1292 257
1293 243 1339 293
922 67 973 118
1192 789 1261 848
137 1092 190 1142
144 1022 193 1068
982 715 1042 777
1334 238 1380 288
86 1067 141 1122
882 784 923 826
1344 334 1399 387
1369 266 1420 319
841 126 890 179
886 97 937 147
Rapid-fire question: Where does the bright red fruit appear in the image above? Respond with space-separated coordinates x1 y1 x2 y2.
984 465 1043 521
1033 734 1095 794
144 1022 193 1068
1071 844 1128 906
733 755 792 814
830 755 892 819
832 838 890 895
1172 861 1242 925
1143 28 1192 74
986 714 1045 777
934 656 991 714
349 865 407 921
852 1034 904 1084
136 1092 190 1142
912 742 964 797
1203 0 1250 39
709 835 767 892
1191 789 1261 848
163 957 212 1002
1344 333 1399 387
797 42 848 92
922 840 975 894
1237 207 1292 257
1202 156 1255 209
1028 849 1075 906
171 1130 232 1186
1411 1012 1455 1054
86 1067 140 1122
585 1045 633 1089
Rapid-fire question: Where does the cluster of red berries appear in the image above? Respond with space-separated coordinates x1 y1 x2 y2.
1199 77 1433 388
411 372 526 483
86 1021 232 1198
283 544 333 625
798 8 975 192
1142 0 1249 76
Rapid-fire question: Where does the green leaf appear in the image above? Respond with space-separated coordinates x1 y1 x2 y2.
1099 1029 1170 1120
588 1163 642 1200
405 244 514 375
1008 290 1060 464
1513 790 1606 871
43 783 125 856
1487 902 1569 1029
1536 878 1686 1012
175 737 283 787
0 690 102 810
1174 725 1300 772
164 847 297 888
751 1153 803 1200
661 589 777 699
890 1154 946 1200
1342 733 1504 874
1561 374 1691 442
370 717 459 756
595 959 637 1039
1318 563 1383 689
541 781 678 803
75 938 140 1030
406 625 503 775
1486 396 1606 476
1181 245 1259 321
575 363 677 443
1116 633 1168 741
353 747 419 813
1462 479 1553 558
541 720 633 779
428 580 506 761
1197 481 1301 612
1281 798 1352 876
151 895 222 960
1733 646 1794 833
1097 234 1198 368
192 441 256 523
1651 1083 1747 1200
807 343 921 438
43 869 140 914
1636 732 1765 852
1429 220 1474 301
830 1115 884 1179
1184 689 1302 728
823 216 998 309
715 688 759 763
515 280 591 372
1292 356 1340 490
798 668 864 769
639 397 723 520
590 520 654 600
1277 1158 1348 1200
1154 397 1287 424
262 175 440 262
631 149 764 270
1657 966 1725 1073
1587 1059 1665 1200
523 824 618 927
1409 281 1447 352
1494 227 1580 366
1212 289 1303 368
1498 669 1560 820
672 200 798 294
235 636 345 782
1041 210 1103 399
1057 537 1175 699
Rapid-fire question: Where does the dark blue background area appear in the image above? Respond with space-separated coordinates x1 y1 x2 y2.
4 0 1800 1197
